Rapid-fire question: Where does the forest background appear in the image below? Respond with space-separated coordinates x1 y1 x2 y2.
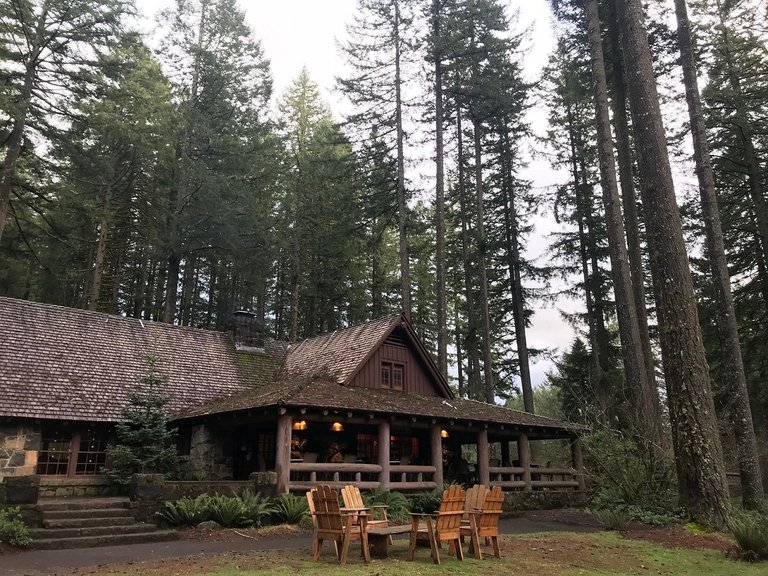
1 0 767 525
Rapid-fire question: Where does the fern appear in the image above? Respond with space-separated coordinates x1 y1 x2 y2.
239 489 274 527
208 494 252 528
156 494 212 527
271 493 309 524
363 487 410 524
729 512 768 562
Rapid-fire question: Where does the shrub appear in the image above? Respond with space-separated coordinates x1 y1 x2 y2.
362 487 410 524
0 507 31 548
584 429 677 512
208 494 252 528
156 494 212 527
595 508 630 531
409 490 442 514
271 493 308 524
239 489 274 527
729 511 768 562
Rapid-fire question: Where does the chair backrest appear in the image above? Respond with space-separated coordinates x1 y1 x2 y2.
478 485 504 533
341 484 365 510
304 452 318 463
435 484 465 537
464 484 489 516
312 485 344 533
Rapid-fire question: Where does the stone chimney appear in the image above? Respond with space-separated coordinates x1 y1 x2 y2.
231 310 267 351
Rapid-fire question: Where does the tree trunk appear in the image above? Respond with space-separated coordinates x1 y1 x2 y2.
394 0 410 318
163 252 180 324
566 107 603 382
616 0 730 527
675 0 763 509
433 0 448 378
607 8 658 399
87 178 113 311
0 10 47 243
457 110 481 400
501 130 533 412
472 118 494 404
714 1 768 280
584 0 662 444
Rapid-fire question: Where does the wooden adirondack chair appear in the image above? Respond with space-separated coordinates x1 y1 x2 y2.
463 484 489 521
407 484 465 564
460 485 504 559
308 485 370 565
340 484 391 538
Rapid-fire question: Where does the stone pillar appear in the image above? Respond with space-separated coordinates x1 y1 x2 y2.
518 432 532 492
430 425 443 488
477 428 490 487
275 413 292 494
571 436 585 491
378 420 390 488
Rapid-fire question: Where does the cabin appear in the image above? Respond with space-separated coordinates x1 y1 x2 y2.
0 296 585 496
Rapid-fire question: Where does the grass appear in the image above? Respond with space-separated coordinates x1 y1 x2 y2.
84 531 766 576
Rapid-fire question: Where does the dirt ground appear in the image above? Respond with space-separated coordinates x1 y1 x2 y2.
0 509 745 576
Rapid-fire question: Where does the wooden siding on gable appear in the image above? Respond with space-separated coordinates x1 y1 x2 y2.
349 329 444 397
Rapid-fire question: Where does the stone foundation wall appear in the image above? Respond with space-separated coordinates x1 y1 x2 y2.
130 473 277 522
0 424 41 479
38 477 117 498
186 424 234 480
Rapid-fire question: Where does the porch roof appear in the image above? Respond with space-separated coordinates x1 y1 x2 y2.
176 378 585 434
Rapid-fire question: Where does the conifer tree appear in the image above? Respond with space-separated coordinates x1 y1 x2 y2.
104 356 179 488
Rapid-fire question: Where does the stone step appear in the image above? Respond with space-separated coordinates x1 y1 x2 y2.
29 529 179 550
43 516 138 529
41 507 133 520
37 497 130 511
31 523 156 539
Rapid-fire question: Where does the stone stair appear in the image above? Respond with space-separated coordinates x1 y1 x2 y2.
30 497 178 549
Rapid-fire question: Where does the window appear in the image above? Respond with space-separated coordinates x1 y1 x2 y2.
36 431 72 476
75 430 108 475
381 361 405 390
381 363 391 387
392 365 404 390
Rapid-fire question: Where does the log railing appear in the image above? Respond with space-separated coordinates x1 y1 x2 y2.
389 464 437 491
287 462 577 492
287 462 437 492
489 465 580 491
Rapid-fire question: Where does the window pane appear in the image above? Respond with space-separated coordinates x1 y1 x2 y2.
381 362 391 387
393 365 404 390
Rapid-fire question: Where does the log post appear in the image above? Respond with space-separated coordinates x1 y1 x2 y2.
431 425 443 488
378 420 391 488
519 432 532 492
275 412 292 494
477 428 490 487
500 440 511 467
571 436 585 492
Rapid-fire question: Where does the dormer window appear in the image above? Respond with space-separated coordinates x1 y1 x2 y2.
381 361 405 390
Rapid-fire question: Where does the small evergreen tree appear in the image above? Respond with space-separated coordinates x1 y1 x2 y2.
104 356 179 487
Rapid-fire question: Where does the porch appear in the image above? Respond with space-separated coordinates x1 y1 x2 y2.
268 408 585 494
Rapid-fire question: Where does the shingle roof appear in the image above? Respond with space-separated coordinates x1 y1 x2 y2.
0 297 285 422
178 378 583 433
282 314 402 383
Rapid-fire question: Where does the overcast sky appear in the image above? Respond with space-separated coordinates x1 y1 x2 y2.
137 0 580 387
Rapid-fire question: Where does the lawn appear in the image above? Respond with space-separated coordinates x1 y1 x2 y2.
71 531 765 576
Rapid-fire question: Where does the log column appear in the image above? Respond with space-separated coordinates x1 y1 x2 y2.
518 432 532 492
431 425 443 488
378 420 391 488
275 412 292 494
571 436 585 492
500 440 511 467
477 428 490 487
